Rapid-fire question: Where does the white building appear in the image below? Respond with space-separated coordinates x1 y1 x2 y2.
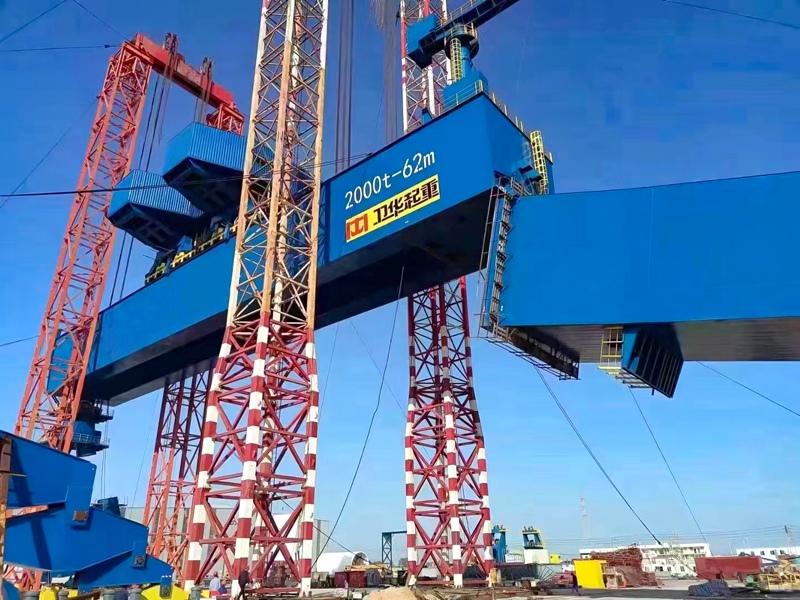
578 543 711 577
736 546 800 559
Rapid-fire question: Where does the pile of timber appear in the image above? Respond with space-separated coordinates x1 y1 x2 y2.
589 547 658 587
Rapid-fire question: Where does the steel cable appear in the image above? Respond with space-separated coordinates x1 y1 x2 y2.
312 266 405 568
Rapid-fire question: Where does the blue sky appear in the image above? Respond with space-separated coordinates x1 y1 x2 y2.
2 0 800 559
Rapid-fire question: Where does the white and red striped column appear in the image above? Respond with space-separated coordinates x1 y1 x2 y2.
458 278 495 583
439 314 463 587
402 278 495 586
299 339 320 596
183 340 227 590
182 0 328 596
405 289 452 583
230 319 270 596
405 303 419 583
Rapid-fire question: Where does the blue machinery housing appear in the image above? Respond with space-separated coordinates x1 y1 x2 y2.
82 91 800 406
1 431 171 600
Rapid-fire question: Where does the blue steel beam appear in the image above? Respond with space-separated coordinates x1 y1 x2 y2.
83 93 537 404
406 0 521 68
2 432 172 593
83 91 800 403
487 170 800 368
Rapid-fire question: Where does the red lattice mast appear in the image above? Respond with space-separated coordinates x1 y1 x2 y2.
143 370 210 583
400 0 494 587
10 34 242 594
14 40 153 453
439 279 494 583
183 1 329 595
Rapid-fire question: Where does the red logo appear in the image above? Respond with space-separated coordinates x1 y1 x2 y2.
346 213 369 241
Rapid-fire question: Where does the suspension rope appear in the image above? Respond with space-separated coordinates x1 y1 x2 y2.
628 387 707 543
698 362 800 419
535 367 662 544
312 267 406 568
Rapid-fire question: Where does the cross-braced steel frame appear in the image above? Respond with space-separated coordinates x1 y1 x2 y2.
399 0 450 134
183 1 329 596
14 41 153 455
14 34 243 457
143 370 210 583
400 0 494 587
11 33 242 593
404 282 495 586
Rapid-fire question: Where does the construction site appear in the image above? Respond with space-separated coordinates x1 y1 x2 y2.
2 0 800 599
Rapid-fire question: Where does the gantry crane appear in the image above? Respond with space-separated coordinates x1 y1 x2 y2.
14 34 242 457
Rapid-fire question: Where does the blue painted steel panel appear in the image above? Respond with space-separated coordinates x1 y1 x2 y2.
164 122 245 174
5 433 95 509
110 170 202 218
84 96 538 403
324 93 530 262
500 171 800 328
2 431 171 587
90 239 235 372
3 580 19 600
620 326 683 398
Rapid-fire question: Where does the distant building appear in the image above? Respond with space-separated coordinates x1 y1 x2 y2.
736 546 800 559
578 543 711 577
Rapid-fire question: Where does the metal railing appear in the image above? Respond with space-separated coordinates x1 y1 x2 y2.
79 401 114 420
441 79 486 113
441 79 528 134
71 433 110 447
488 90 527 133
145 220 237 285
598 326 651 388
445 0 485 24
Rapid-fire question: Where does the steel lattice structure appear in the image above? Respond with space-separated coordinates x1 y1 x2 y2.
14 41 153 453
10 34 243 593
143 370 210 582
400 0 494 587
184 1 328 596
437 279 494 582
14 34 244 456
399 0 450 134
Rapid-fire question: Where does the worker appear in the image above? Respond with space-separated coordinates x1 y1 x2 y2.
237 567 250 600
571 570 580 596
210 572 222 597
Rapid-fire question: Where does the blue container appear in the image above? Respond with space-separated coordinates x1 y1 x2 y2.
164 122 246 173
110 170 202 218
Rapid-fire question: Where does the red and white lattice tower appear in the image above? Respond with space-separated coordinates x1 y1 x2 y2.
399 0 450 133
140 65 243 581
400 0 494 587
143 369 210 583
183 1 328 596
